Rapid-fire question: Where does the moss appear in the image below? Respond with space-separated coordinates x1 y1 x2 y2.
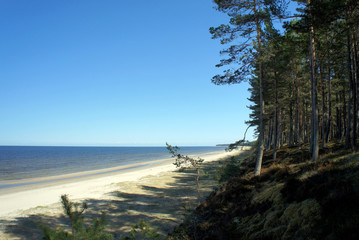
169 143 359 240
252 183 283 204
279 199 321 239
230 199 320 240
233 213 264 239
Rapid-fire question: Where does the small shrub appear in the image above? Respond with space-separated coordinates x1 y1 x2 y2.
41 195 113 240
166 143 204 202
120 219 162 240
214 157 241 183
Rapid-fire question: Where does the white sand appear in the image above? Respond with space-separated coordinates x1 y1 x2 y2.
0 148 247 239
0 149 241 218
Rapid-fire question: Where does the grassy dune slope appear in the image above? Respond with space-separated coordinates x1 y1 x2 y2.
169 142 359 240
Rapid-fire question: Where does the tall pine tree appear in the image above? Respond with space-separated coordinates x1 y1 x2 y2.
210 0 287 176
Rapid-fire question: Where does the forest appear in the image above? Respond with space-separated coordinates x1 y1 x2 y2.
210 0 359 175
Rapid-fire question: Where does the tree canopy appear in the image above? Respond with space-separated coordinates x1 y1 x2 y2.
211 0 359 174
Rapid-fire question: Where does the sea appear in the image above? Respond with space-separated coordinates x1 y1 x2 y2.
0 146 225 183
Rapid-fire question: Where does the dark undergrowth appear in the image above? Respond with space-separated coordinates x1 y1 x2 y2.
168 142 359 240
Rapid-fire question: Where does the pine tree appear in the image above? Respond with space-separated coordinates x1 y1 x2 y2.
210 0 287 176
41 195 113 240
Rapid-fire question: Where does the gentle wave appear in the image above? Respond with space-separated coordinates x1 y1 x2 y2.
0 146 224 181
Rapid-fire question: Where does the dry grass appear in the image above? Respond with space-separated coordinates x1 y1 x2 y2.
169 142 359 240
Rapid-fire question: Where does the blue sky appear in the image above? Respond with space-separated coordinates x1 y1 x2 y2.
0 0 257 146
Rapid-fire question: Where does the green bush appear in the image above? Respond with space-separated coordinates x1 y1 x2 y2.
214 157 241 183
120 219 162 240
41 195 113 240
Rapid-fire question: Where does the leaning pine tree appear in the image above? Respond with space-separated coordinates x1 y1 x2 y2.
210 0 288 176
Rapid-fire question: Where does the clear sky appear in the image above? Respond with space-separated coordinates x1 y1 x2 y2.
0 0 255 146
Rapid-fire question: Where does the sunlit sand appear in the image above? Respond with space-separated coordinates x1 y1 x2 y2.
0 149 245 239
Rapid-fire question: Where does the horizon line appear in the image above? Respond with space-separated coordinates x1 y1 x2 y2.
0 144 221 147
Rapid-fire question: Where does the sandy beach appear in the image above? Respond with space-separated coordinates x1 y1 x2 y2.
0 149 247 239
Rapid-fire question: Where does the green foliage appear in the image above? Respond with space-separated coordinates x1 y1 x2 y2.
166 142 204 201
166 142 204 169
120 219 162 240
42 227 71 240
41 195 113 240
214 157 241 183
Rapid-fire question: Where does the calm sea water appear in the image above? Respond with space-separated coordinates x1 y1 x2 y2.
0 146 224 181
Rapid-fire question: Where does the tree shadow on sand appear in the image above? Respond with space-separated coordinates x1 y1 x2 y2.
1 152 248 239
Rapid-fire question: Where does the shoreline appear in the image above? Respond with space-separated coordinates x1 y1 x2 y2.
0 148 245 239
0 149 241 217
0 157 176 216
0 158 170 190
0 149 225 186
0 146 225 182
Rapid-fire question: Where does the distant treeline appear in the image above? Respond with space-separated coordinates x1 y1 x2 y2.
216 141 256 147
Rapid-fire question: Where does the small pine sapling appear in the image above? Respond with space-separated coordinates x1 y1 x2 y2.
120 219 162 240
41 194 113 240
166 143 204 202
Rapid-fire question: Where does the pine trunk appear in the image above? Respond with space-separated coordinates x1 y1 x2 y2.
343 85 347 140
295 74 301 148
335 91 341 139
320 63 326 148
254 4 264 176
289 102 294 147
273 72 278 161
308 0 319 161
352 32 358 147
326 65 332 143
345 31 353 149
